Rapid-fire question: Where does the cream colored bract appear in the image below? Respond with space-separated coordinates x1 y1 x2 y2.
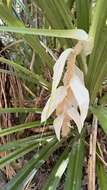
41 32 91 140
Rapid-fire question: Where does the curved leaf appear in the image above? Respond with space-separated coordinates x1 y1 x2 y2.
0 27 89 41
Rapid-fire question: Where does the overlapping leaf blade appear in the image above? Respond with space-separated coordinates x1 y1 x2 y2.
66 0 74 10
42 148 69 190
0 57 50 89
0 135 53 152
0 2 53 70
0 120 52 137
0 141 46 169
1 138 62 190
87 0 107 103
34 0 73 47
97 160 107 190
76 0 89 32
87 28 107 102
90 106 107 135
64 137 85 190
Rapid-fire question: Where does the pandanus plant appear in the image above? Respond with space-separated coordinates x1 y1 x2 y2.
0 0 107 189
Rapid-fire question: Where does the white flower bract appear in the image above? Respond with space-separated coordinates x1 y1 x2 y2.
41 34 91 140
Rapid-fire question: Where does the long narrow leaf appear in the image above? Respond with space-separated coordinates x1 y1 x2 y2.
0 26 89 40
66 0 74 10
76 0 89 32
99 94 107 105
2 138 62 190
0 120 52 137
97 160 107 190
0 3 53 70
64 137 85 190
90 106 107 135
87 0 107 102
0 141 46 169
0 107 42 114
87 28 107 102
89 0 107 42
0 135 53 152
42 148 69 190
35 0 73 47
0 57 50 89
